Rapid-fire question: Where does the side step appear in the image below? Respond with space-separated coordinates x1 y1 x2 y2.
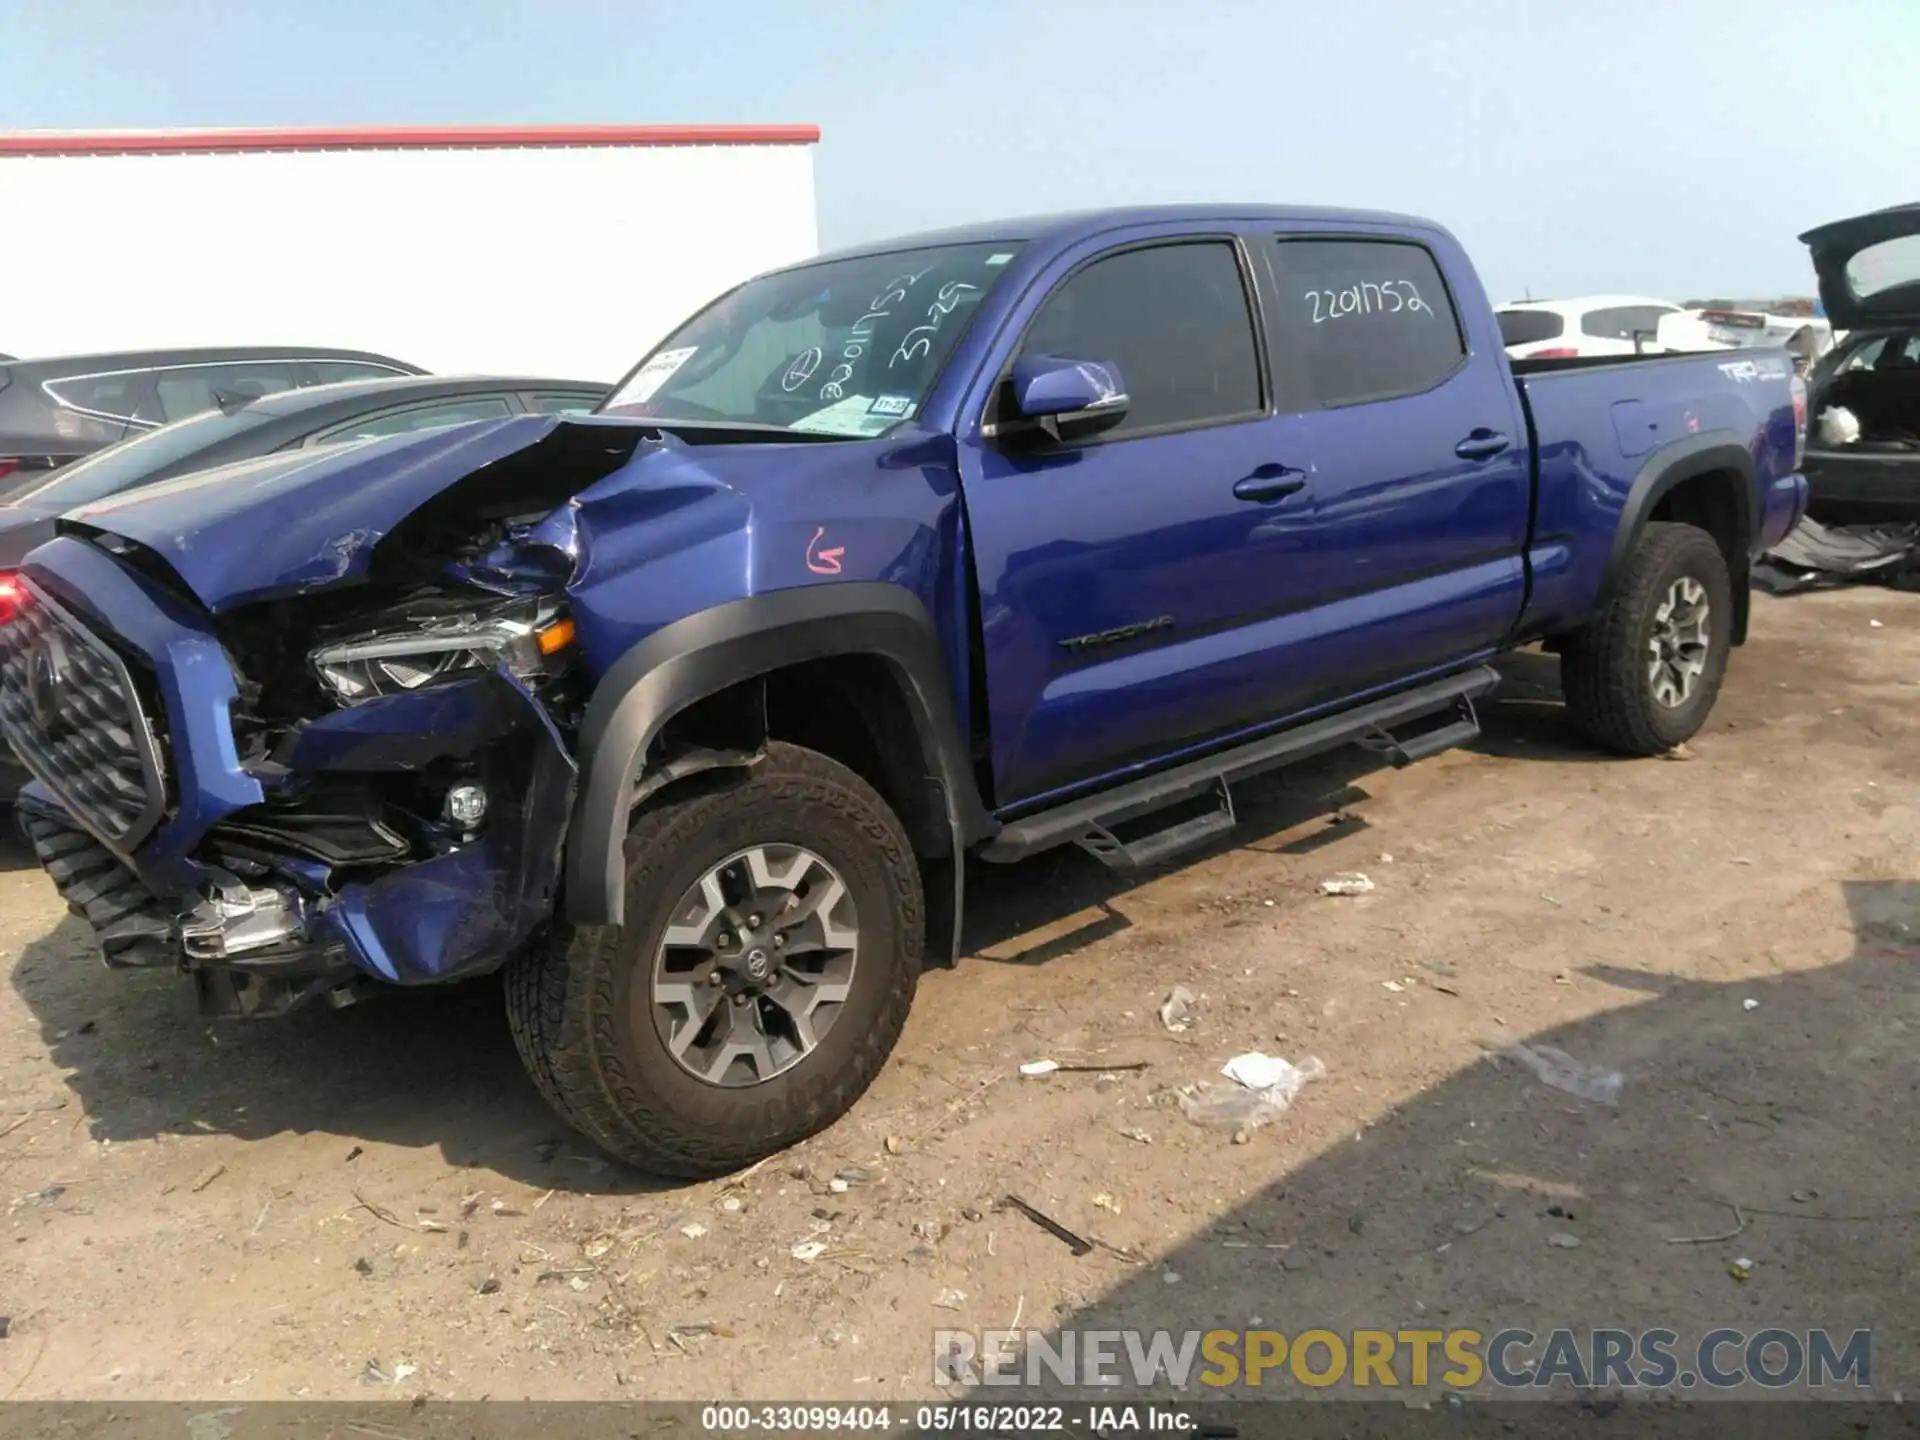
980 665 1498 868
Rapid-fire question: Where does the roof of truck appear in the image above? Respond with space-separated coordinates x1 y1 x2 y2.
810 204 1442 265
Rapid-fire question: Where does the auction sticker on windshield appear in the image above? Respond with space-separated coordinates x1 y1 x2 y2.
792 395 904 437
609 347 698 408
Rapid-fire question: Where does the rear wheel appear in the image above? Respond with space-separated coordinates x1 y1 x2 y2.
505 742 922 1177
1560 521 1733 755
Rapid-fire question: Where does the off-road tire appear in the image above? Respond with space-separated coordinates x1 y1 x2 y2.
504 742 923 1178
1560 521 1733 755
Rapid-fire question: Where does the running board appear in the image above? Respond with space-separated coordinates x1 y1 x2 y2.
980 665 1499 867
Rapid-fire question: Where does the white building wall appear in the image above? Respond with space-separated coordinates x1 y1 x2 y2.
0 141 819 382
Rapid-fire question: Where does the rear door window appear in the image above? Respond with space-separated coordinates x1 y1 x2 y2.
156 362 303 422
1268 238 1467 407
1496 309 1565 346
308 396 515 446
1016 240 1264 439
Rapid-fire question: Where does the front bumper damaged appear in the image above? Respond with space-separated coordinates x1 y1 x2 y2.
7 542 578 1017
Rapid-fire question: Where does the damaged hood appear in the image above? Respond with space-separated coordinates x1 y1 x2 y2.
55 415 628 612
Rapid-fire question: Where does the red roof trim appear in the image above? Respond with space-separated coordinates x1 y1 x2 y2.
0 123 821 157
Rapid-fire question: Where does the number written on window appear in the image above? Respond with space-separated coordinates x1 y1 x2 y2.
1306 280 1435 324
1271 239 1465 408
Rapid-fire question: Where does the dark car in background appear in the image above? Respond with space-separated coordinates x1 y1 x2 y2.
0 345 425 500
0 372 608 798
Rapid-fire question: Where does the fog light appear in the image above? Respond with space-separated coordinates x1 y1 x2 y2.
444 784 489 829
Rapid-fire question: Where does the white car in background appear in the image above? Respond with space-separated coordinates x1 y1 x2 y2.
1494 295 1684 359
1655 308 1835 374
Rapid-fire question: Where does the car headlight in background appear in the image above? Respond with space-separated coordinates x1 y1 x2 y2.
308 598 575 705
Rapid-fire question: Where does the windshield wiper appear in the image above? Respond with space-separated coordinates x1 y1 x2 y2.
599 417 857 444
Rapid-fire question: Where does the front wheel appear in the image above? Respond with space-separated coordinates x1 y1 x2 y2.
505 742 923 1178
1560 521 1734 756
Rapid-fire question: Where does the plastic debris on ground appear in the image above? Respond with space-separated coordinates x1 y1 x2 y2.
1500 1038 1623 1105
1743 997 1760 1012
790 1240 828 1263
1755 516 1920 595
1180 1052 1328 1132
1158 985 1198 1033
1019 1060 1061 1077
1318 872 1375 897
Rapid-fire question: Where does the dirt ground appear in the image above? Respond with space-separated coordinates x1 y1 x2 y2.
1 586 1916 1404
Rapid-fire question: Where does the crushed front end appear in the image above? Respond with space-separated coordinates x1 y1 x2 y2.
1 529 581 1018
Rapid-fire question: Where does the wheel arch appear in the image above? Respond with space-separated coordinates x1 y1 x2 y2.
1599 432 1757 645
565 584 993 928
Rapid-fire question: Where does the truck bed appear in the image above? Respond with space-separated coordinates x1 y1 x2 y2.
1506 345 1801 639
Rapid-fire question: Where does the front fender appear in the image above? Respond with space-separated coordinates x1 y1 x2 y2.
565 583 991 928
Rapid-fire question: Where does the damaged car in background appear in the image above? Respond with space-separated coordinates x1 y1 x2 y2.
1 204 1808 1177
1756 204 1920 591
1799 204 1920 521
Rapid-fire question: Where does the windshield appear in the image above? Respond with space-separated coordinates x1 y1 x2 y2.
601 241 1024 438
14 408 262 511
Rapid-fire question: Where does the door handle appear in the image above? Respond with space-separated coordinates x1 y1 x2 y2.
1454 429 1512 461
1232 463 1307 503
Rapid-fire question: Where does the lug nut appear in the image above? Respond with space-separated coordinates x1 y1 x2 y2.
709 972 724 986
716 933 731 949
772 934 785 948
748 913 763 929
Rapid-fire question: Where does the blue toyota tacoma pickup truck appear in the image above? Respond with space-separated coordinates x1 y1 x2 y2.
0 205 1808 1176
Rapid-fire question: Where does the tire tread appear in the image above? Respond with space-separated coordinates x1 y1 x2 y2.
1561 521 1731 756
505 742 922 1178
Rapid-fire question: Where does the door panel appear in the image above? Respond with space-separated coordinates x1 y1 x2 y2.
1260 234 1530 701
958 233 1320 805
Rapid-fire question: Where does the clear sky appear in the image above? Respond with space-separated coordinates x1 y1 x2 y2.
5 0 1915 303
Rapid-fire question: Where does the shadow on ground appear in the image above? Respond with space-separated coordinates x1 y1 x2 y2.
5 653 1630 1193
971 877 1919 1407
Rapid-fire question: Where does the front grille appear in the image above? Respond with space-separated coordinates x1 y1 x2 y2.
0 578 168 848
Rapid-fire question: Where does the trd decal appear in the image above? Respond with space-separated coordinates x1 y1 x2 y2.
1059 615 1175 651
806 526 845 575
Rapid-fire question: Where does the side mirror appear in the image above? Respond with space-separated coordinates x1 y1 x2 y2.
1010 355 1130 441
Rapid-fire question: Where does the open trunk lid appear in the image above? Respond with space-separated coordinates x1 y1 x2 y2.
1800 204 1920 329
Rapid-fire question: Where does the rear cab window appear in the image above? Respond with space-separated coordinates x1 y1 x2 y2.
1266 237 1467 407
1580 305 1674 342
1497 309 1566 346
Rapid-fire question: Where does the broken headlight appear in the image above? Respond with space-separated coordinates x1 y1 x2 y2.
308 597 575 705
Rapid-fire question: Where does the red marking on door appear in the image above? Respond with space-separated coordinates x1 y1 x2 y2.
806 526 845 575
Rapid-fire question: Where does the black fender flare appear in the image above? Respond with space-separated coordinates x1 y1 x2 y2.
565 583 994 928
1596 430 1757 642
